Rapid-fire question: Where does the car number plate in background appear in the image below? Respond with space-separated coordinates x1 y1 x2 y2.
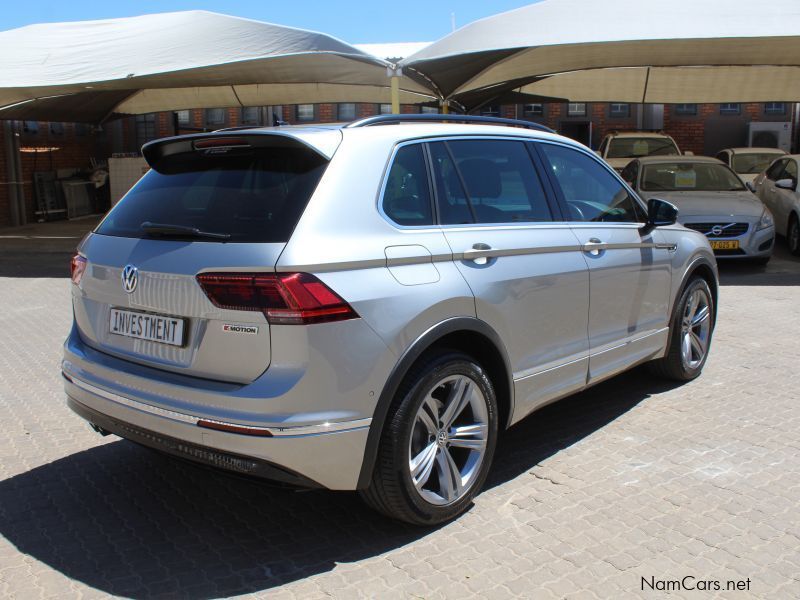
109 308 186 347
710 240 740 250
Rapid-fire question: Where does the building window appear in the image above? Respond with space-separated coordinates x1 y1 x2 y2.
176 110 191 125
49 122 65 135
296 104 315 122
421 106 439 114
567 103 587 117
379 104 393 115
338 103 356 121
240 106 261 125
480 105 501 117
764 102 786 115
609 103 630 118
75 123 90 136
22 121 39 134
719 103 741 115
205 108 226 127
524 103 544 117
674 104 697 116
135 113 157 149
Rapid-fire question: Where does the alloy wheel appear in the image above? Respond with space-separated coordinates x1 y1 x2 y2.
680 287 712 370
408 374 489 506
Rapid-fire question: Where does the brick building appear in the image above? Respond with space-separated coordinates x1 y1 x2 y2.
0 101 796 228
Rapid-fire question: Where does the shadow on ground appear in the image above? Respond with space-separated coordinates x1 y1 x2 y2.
0 368 677 599
717 241 800 287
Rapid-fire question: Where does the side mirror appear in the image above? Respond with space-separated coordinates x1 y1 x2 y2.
776 178 796 191
745 181 756 193
640 198 679 235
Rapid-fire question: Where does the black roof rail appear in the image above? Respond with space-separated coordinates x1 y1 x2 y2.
345 113 554 133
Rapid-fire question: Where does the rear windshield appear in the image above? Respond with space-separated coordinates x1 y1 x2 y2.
607 137 679 159
96 146 328 243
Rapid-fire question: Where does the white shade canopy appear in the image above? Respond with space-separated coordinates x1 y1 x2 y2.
401 0 800 104
0 11 435 122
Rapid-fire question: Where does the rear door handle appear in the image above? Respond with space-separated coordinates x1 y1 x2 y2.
462 243 492 264
583 238 607 256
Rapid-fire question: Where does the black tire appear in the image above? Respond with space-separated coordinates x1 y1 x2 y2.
360 350 498 526
649 277 715 381
788 215 800 256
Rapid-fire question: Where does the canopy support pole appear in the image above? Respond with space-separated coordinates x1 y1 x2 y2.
387 66 402 114
441 100 449 114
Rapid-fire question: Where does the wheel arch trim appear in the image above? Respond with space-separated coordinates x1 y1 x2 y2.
356 317 514 489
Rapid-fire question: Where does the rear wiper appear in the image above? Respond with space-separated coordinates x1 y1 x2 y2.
141 222 231 240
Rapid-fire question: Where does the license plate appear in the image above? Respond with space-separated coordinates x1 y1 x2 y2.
710 240 740 250
109 308 186 347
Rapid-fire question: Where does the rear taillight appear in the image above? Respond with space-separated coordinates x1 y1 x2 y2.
196 272 358 325
70 254 87 285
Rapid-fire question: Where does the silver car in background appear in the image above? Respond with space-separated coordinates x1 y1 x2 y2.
622 156 775 264
63 115 718 524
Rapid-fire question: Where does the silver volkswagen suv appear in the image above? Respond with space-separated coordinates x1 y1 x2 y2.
63 115 718 525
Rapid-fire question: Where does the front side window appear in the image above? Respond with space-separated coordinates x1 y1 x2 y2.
382 145 433 226
781 159 798 183
539 143 645 223
732 153 786 175
606 137 680 159
430 139 553 225
640 162 745 192
766 159 788 181
620 161 639 187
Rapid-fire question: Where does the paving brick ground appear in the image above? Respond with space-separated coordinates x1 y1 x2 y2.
0 220 798 599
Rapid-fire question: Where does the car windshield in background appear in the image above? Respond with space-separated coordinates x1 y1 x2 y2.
641 163 746 192
95 146 328 243
732 153 784 175
607 138 679 158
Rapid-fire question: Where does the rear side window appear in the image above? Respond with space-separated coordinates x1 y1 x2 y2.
382 145 434 226
539 143 645 223
430 139 553 224
96 146 328 243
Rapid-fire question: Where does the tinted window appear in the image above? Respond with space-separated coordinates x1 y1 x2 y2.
640 162 745 192
382 145 433 226
539 143 645 223
782 159 798 182
766 159 788 181
430 140 552 224
620 161 638 186
96 146 328 243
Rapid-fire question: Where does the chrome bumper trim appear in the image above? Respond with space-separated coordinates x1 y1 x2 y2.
64 373 372 436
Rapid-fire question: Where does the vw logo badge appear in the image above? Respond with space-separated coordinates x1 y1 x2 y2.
121 264 139 294
711 225 724 237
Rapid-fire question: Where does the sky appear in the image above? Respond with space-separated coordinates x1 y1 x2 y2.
2 1 540 43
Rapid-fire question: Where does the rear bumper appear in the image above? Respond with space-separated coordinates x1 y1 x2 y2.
64 372 371 490
61 321 394 490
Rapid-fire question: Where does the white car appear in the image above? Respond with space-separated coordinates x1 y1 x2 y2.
596 131 683 172
752 154 800 255
715 147 786 185
622 156 775 264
